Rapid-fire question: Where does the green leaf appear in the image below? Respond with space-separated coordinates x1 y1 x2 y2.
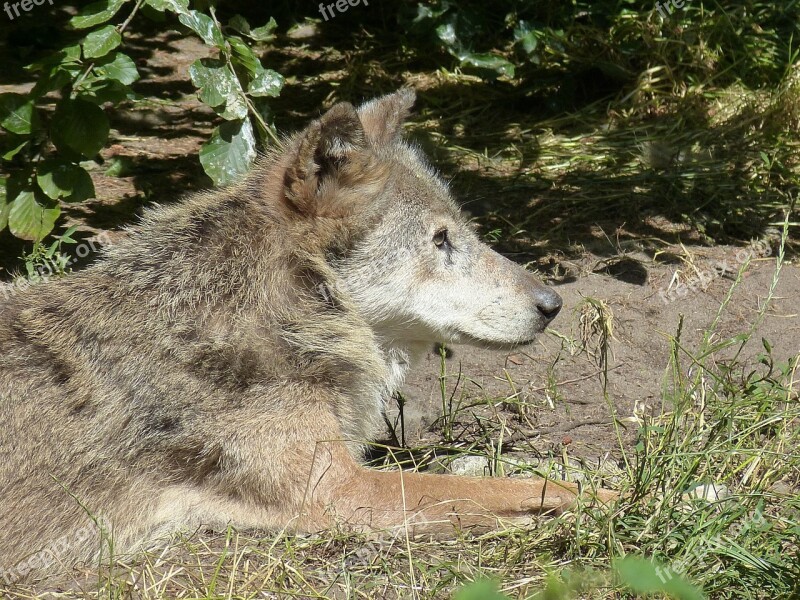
217 91 248 120
615 556 669 594
615 556 705 600
453 580 510 600
433 13 516 79
64 44 83 63
228 36 261 75
70 0 128 29
50 99 110 158
530 573 572 600
249 17 277 42
228 14 251 35
26 45 81 75
188 58 246 119
228 15 277 42
45 240 59 259
30 65 78 99
435 22 458 48
85 79 139 104
513 21 538 55
36 161 96 203
410 4 449 25
0 205 9 232
189 58 237 107
60 225 80 244
459 52 515 78
83 25 122 59
2 139 28 160
145 0 188 11
199 119 256 186
0 93 36 135
94 52 139 85
0 179 9 231
8 190 61 242
104 156 134 177
248 68 283 97
179 10 225 47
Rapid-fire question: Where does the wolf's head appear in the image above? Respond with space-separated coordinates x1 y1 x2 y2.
281 88 561 351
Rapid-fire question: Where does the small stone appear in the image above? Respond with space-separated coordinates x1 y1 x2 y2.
682 482 730 502
769 481 796 495
447 455 490 477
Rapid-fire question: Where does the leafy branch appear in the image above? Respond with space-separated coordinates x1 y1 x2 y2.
0 0 283 261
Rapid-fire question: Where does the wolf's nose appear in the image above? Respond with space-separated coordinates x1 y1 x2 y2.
535 288 562 323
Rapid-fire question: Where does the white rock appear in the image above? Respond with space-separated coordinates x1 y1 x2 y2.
447 455 490 477
682 482 731 502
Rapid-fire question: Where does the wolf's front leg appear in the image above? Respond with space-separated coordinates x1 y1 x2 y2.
302 442 617 534
275 409 617 535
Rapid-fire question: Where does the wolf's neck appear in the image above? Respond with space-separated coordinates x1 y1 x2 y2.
381 341 428 393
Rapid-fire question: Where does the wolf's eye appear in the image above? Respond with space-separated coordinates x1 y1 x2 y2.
433 229 449 248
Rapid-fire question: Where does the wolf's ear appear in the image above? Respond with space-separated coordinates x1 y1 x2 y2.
357 87 416 146
284 102 367 213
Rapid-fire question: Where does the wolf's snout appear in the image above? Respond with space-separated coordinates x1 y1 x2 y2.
534 288 562 323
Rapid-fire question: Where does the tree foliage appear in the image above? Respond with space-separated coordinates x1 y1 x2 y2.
0 0 283 247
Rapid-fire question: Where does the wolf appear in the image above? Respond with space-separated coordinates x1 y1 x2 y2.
0 88 615 582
